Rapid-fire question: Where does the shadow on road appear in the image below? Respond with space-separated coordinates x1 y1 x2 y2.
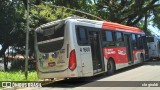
43 60 160 88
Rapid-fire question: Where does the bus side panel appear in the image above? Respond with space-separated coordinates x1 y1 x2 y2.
65 20 79 78
79 46 93 76
132 50 144 64
73 22 95 77
103 47 130 70
103 47 128 63
68 21 93 77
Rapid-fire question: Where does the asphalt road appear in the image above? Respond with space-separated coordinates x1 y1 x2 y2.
8 60 160 90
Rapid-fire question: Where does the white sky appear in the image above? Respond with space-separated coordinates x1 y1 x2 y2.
148 25 160 36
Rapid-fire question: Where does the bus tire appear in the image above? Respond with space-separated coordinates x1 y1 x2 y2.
107 59 115 75
140 54 144 63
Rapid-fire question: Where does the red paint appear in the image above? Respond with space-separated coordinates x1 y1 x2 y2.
133 50 144 60
103 47 128 63
71 74 75 76
101 21 145 64
102 21 144 34
103 47 145 64
48 62 56 67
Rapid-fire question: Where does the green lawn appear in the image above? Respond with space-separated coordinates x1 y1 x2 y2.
0 70 38 81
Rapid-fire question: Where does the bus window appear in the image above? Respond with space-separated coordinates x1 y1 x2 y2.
106 31 113 41
132 34 137 49
116 32 123 41
36 20 65 53
102 31 115 47
115 32 124 46
137 35 144 49
76 27 88 45
137 35 140 49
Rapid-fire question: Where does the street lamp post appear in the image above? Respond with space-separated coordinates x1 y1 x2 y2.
25 0 29 80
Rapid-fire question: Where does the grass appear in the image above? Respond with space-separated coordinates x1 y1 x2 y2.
0 70 38 81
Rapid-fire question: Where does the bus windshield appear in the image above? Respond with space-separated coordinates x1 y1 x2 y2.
36 20 65 53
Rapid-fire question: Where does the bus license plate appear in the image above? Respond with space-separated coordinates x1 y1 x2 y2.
48 62 56 67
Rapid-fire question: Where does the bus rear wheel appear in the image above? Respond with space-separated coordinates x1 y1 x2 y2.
107 59 115 75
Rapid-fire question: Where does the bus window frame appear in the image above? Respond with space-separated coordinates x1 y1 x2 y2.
131 34 138 50
101 30 116 48
115 31 124 42
101 29 126 48
131 33 144 50
75 25 90 46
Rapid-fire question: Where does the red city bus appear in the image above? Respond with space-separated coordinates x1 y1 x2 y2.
102 21 145 74
35 17 146 79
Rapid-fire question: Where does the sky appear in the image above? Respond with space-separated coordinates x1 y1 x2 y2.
148 25 160 37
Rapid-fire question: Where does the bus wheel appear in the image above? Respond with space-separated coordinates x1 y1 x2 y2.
107 59 115 75
140 54 144 62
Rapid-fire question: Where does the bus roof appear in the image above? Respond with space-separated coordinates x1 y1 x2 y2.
74 18 144 34
102 21 144 34
36 16 144 34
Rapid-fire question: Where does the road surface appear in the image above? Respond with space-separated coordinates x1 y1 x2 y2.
4 60 160 90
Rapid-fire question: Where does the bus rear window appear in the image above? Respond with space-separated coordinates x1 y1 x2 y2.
36 20 65 53
37 24 65 42
37 38 64 53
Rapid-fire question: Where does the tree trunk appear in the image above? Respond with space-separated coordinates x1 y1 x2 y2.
143 13 148 31
3 54 8 71
0 43 10 71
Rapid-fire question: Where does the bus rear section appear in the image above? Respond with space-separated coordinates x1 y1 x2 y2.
35 19 79 79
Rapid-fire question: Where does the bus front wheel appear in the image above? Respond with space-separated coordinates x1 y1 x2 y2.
107 59 115 75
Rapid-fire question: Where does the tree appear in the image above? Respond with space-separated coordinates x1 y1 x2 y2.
153 5 160 29
0 0 16 70
0 0 27 70
94 0 160 27
41 0 160 29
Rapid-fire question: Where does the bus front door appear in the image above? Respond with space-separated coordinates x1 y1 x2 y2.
124 34 134 64
89 31 103 74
